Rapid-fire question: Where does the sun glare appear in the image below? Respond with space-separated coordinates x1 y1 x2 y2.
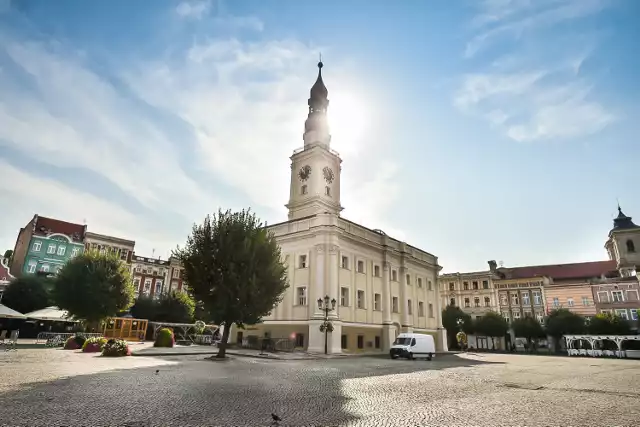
327 91 368 156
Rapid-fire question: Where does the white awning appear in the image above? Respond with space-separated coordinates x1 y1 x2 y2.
0 304 27 319
23 306 77 322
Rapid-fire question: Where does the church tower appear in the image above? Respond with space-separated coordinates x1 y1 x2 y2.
286 61 343 220
605 205 640 277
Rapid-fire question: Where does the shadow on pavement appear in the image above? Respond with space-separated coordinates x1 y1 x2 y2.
0 354 496 426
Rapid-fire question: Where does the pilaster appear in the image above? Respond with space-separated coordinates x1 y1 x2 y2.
382 261 391 323
313 245 325 319
328 244 339 318
399 266 409 328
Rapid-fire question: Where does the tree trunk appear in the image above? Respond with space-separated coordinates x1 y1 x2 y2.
216 322 232 358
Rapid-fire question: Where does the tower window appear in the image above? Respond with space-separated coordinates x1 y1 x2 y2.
301 185 308 195
626 239 636 253
325 186 331 196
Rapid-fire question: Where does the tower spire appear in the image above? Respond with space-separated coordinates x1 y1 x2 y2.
304 59 330 148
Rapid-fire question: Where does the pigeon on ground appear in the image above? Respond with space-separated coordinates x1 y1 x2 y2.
271 413 282 422
155 369 160 374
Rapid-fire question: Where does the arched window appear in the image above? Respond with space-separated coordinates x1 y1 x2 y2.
626 239 636 253
449 298 456 306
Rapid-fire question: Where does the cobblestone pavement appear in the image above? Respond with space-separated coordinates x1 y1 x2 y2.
1 349 639 426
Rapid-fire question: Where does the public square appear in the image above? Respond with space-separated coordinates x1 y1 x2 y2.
0 350 639 427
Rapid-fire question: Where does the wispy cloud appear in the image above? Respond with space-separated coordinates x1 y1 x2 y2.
456 0 616 142
175 0 211 20
0 9 400 254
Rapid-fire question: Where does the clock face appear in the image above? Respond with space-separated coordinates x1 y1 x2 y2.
298 165 311 181
323 166 334 184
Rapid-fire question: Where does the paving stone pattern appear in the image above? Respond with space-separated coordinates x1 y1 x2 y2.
0 349 639 426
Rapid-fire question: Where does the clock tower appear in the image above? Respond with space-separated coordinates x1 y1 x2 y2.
286 61 343 220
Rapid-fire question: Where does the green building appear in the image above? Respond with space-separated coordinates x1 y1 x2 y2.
10 214 86 277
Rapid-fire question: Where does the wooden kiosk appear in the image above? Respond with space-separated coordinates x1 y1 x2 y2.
103 317 148 341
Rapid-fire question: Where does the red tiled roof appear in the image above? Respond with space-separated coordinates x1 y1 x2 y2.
498 260 618 280
34 216 85 242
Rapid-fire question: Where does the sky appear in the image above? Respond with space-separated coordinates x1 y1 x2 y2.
0 0 639 273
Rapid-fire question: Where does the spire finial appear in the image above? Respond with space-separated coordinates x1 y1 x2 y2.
318 52 323 70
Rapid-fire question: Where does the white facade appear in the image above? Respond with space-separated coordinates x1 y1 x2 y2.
230 62 446 354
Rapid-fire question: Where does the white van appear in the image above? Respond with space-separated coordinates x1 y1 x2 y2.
389 333 435 360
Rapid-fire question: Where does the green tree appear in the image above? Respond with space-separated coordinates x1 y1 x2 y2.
474 312 509 350
130 296 158 321
3 249 13 261
53 249 135 326
441 305 473 349
156 290 196 323
544 309 586 352
2 276 51 314
174 209 289 358
511 316 546 351
587 312 632 335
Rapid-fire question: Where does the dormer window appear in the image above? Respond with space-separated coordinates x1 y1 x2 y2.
301 185 308 195
626 239 636 253
325 186 331 196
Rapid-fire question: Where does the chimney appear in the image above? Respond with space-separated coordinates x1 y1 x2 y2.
488 260 497 272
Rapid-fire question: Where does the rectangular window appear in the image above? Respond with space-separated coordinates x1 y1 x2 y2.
567 298 574 307
298 255 307 268
325 186 331 196
341 256 349 269
464 298 470 308
71 248 79 257
407 299 412 315
626 289 639 301
301 185 307 195
32 241 42 252
57 246 66 256
472 281 478 290
391 270 397 281
41 264 49 273
341 335 347 349
154 281 162 295
484 296 491 307
463 281 469 290
582 296 589 306
374 293 381 311
482 280 489 289
611 291 624 302
133 278 141 291
357 335 364 349
616 309 628 320
173 269 180 278
513 311 521 319
428 280 432 290
120 249 128 261
406 274 411 285
392 297 399 313
357 290 365 309
375 336 380 349
511 294 519 305
630 309 638 321
449 282 455 291
597 291 609 303
417 278 422 288
47 244 56 254
144 280 152 292
297 287 307 306
418 301 424 317
428 303 434 317
374 265 380 277
474 297 480 307
536 313 544 323
522 292 530 306
357 260 364 273
500 294 508 305
27 260 37 273
553 297 560 307
295 334 304 347
340 287 349 306
533 290 542 305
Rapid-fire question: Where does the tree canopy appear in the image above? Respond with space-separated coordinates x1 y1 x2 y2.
156 291 195 323
3 249 13 261
545 309 586 338
511 316 546 347
474 312 509 339
173 209 289 357
1 275 52 314
441 305 473 349
53 250 135 324
587 312 632 335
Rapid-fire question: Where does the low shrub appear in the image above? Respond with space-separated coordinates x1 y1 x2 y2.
102 339 130 357
82 337 108 353
154 328 175 348
64 335 86 350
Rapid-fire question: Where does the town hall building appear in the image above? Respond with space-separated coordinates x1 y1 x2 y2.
229 62 447 354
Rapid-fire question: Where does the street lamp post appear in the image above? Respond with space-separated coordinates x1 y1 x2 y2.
317 295 337 355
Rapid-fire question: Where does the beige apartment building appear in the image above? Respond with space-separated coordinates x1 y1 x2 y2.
440 261 499 320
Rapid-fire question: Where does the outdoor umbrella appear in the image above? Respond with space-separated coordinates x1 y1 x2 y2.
23 306 77 322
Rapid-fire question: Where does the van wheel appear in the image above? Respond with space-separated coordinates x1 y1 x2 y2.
390 355 398 360
408 353 414 360
427 354 433 361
